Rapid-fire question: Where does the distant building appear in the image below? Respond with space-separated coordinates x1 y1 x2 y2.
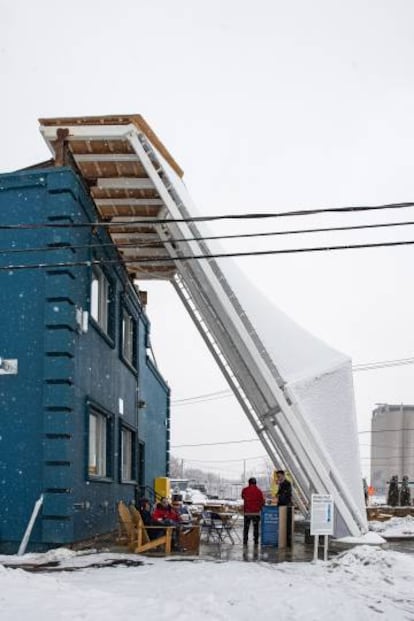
0 165 170 552
371 404 414 495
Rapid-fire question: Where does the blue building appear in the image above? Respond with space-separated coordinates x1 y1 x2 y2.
0 164 170 552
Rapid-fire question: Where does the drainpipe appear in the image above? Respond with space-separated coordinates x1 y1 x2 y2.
17 494 44 556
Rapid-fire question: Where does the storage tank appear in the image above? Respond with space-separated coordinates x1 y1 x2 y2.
371 404 414 496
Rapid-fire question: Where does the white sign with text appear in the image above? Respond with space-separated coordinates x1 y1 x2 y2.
310 494 334 535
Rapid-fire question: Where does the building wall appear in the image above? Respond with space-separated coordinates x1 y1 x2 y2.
371 404 414 495
0 167 169 552
138 355 171 490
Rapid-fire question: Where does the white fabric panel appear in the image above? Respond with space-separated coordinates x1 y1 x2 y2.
151 143 367 535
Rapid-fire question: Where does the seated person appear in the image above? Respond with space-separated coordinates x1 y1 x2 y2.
171 499 192 525
137 497 163 540
152 497 180 526
152 497 181 549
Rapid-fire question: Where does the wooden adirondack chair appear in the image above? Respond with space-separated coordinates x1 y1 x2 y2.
117 500 136 547
117 501 173 555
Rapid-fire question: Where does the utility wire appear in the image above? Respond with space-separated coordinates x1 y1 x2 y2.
353 356 414 371
3 238 414 271
359 428 414 434
172 357 414 407
3 218 414 256
172 437 414 450
172 389 231 404
2 200 414 230
180 455 267 464
173 394 233 407
171 438 261 448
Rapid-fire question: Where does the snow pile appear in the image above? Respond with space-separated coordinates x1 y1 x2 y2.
329 544 394 570
0 549 144 570
369 516 414 538
184 488 208 504
0 547 80 567
336 531 386 545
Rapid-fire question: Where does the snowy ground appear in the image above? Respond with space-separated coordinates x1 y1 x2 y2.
369 515 414 538
1 545 414 620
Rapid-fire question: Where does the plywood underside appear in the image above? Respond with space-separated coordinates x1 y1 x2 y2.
39 115 179 280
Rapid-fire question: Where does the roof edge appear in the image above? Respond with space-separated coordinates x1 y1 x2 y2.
38 114 184 178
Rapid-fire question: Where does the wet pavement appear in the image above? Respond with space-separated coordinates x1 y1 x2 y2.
199 537 316 563
383 538 414 555
197 521 325 563
196 521 414 564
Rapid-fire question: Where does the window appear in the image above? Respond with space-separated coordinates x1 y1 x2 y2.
121 427 135 482
90 266 110 333
122 307 136 366
88 410 108 477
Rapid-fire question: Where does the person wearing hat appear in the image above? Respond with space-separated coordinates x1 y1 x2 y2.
241 477 265 545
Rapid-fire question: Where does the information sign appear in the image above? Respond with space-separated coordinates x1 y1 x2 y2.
310 494 334 536
261 506 279 546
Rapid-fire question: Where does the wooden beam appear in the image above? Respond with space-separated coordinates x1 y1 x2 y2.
97 178 155 190
95 198 163 207
74 154 139 162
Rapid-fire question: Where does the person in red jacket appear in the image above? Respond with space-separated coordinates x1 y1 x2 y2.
152 497 181 549
241 477 265 545
152 497 180 525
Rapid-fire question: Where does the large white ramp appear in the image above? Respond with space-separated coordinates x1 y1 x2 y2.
40 116 367 537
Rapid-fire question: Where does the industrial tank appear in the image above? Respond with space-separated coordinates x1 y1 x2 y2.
371 404 414 496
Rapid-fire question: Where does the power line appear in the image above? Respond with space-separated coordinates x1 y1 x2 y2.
2 200 414 230
173 394 233 407
172 437 414 453
172 356 414 407
3 218 414 256
359 443 414 449
180 455 267 463
171 438 260 448
3 238 414 271
359 428 414 435
353 356 414 371
172 389 231 404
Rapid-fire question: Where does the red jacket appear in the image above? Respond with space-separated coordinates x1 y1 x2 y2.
152 504 180 523
242 484 265 513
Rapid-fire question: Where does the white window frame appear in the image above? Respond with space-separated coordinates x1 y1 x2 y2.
122 308 135 365
88 410 108 477
90 266 110 333
121 427 134 482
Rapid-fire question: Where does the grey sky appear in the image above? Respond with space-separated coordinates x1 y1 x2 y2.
2 0 414 481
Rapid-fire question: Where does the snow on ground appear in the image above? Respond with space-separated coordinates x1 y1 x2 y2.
1 545 414 620
336 531 386 545
369 515 414 538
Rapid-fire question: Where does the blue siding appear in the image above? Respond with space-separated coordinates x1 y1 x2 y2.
138 352 171 489
0 167 170 552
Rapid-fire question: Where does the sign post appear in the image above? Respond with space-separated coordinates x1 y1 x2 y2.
310 494 334 562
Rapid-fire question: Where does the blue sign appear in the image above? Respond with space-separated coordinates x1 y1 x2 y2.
261 506 279 546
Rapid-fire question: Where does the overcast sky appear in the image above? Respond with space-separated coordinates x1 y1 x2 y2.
2 0 414 482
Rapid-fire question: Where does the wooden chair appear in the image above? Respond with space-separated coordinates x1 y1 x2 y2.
117 500 136 547
117 501 173 555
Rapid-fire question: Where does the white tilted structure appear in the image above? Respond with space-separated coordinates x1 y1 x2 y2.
40 115 367 537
